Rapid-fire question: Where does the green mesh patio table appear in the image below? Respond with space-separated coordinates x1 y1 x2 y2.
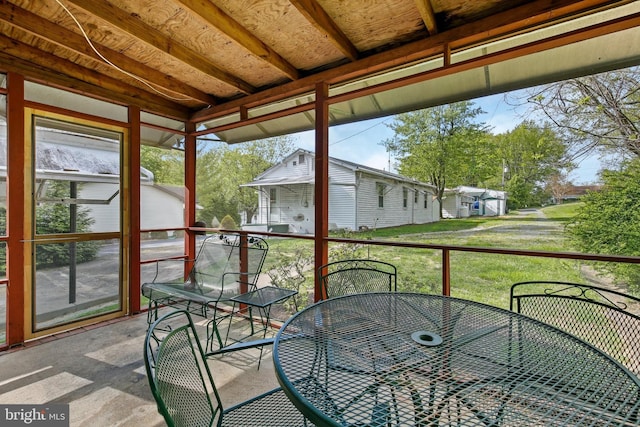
273 292 640 426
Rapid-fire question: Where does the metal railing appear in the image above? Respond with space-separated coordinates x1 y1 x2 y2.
188 228 640 298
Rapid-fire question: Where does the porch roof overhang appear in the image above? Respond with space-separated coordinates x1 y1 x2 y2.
1 1 639 148
196 1 640 144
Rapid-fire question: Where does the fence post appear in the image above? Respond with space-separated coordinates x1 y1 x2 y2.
442 249 451 296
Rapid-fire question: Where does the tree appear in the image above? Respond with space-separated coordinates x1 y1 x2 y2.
566 159 640 290
494 121 572 209
221 136 295 224
524 68 640 162
195 136 295 225
546 172 573 204
385 102 492 217
140 145 184 185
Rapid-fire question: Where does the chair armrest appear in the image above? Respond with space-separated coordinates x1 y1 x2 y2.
220 271 259 290
204 337 274 357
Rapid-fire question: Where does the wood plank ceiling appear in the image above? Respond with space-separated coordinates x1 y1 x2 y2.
0 0 636 125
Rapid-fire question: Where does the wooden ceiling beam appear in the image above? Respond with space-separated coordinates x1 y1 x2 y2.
415 0 438 35
176 0 300 81
0 36 190 119
192 0 628 122
0 2 216 106
64 0 256 95
290 0 359 61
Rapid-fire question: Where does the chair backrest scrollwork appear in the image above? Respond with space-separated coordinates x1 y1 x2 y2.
510 281 640 376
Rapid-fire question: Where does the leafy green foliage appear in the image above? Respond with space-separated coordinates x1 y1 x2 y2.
494 121 571 209
140 145 184 185
386 101 493 217
220 214 238 230
386 104 571 212
567 160 640 289
195 137 295 225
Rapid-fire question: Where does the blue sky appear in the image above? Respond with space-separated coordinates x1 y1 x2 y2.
293 93 602 185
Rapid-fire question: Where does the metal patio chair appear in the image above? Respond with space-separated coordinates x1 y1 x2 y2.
144 309 313 427
142 233 270 352
317 259 397 299
510 280 640 376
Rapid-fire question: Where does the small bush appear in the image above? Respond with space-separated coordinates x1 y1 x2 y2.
220 214 238 230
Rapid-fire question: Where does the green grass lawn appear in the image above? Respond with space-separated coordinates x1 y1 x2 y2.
264 208 592 312
540 202 584 221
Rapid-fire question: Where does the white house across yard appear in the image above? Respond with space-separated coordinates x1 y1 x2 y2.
442 186 508 218
241 149 440 233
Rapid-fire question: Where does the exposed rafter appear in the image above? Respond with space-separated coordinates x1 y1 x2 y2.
176 0 300 81
0 2 216 105
415 0 438 35
290 0 359 61
64 0 256 94
0 40 189 118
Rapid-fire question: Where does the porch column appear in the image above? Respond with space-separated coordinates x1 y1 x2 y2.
184 121 197 268
314 82 329 301
128 106 141 314
6 72 25 346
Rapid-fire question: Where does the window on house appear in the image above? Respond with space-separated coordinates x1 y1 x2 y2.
376 183 385 208
403 188 408 208
270 188 277 205
424 196 428 209
299 154 305 164
292 160 297 166
415 191 418 204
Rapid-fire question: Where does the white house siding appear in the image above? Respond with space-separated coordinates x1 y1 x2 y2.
139 185 185 230
413 191 434 223
273 153 314 179
484 199 503 216
442 196 459 219
276 183 315 234
82 183 185 233
329 184 356 230
243 149 439 231
328 163 357 230
355 176 435 229
329 163 356 185
354 177 381 229
80 182 120 232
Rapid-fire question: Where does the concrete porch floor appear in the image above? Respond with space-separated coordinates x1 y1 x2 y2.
0 308 283 426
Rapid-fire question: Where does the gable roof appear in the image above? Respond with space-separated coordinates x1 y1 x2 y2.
447 185 507 200
243 148 436 190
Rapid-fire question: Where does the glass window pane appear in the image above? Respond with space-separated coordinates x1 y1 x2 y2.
34 116 122 234
140 145 185 230
33 239 121 331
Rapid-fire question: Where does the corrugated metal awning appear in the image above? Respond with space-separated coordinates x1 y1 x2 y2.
240 176 315 187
